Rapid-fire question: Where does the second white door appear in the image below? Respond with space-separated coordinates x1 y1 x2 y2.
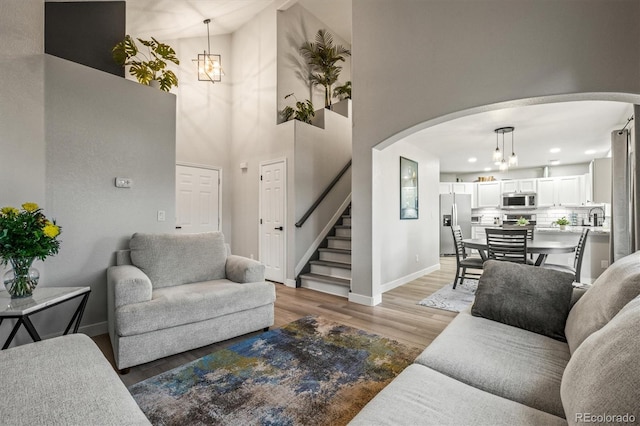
176 165 220 233
260 160 286 283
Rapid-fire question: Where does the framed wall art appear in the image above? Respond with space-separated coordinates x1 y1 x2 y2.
400 156 418 219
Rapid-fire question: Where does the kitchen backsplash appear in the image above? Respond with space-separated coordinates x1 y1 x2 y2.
472 205 610 227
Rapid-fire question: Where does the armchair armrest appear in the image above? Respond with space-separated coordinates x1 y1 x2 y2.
107 265 153 309
225 255 265 283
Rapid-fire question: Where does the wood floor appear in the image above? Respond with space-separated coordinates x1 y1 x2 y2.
91 256 459 388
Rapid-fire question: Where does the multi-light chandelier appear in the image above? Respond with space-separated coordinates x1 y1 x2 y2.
193 18 223 83
492 126 518 171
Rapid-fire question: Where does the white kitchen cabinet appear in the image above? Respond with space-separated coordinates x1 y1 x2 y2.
501 179 536 193
476 181 501 208
536 176 585 207
557 176 583 206
439 183 453 194
439 182 476 206
537 178 557 207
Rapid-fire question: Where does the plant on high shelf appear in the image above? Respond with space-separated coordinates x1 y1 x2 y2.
281 93 315 124
300 29 351 108
333 80 351 101
0 203 61 298
516 217 530 226
112 35 180 91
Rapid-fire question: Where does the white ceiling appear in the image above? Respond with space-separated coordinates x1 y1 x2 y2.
402 101 633 174
120 0 351 42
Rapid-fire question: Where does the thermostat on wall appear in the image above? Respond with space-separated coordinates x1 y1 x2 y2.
115 177 133 188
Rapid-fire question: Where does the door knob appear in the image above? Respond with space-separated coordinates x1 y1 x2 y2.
274 226 283 231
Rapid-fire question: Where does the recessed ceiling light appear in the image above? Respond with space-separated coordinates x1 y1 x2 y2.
468 157 477 163
550 159 560 166
484 167 491 172
585 149 596 155
550 148 561 153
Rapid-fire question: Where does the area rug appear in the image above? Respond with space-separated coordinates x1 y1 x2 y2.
128 316 419 426
417 279 478 312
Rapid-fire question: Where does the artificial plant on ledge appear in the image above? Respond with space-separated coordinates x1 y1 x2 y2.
281 93 315 124
112 35 180 91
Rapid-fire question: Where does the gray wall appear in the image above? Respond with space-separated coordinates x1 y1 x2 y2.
277 3 351 117
44 55 176 335
0 0 176 343
352 0 640 303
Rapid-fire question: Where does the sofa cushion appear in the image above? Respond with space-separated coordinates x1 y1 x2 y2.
129 232 228 289
565 250 640 354
116 280 276 337
415 310 570 418
471 260 575 341
1 334 150 425
561 296 640 424
349 364 567 426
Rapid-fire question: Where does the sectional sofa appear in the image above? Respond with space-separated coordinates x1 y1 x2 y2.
351 252 640 425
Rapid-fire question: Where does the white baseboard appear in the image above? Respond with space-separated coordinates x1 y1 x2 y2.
348 292 382 306
39 320 108 340
284 278 297 288
379 263 440 294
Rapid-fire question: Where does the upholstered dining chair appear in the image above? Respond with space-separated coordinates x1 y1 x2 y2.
485 228 529 264
542 228 590 282
451 225 484 289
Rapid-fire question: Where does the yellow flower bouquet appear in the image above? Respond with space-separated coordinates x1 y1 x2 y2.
0 203 61 297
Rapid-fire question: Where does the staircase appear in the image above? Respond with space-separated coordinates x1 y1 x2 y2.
298 205 351 297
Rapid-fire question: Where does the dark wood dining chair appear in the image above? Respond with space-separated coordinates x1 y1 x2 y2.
451 225 484 289
542 228 590 282
485 228 529 264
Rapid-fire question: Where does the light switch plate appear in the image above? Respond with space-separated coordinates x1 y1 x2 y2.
115 177 133 188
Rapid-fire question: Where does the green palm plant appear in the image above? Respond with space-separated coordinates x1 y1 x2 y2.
112 35 179 92
300 29 351 108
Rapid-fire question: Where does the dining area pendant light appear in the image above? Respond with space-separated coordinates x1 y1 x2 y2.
194 18 223 83
494 126 516 171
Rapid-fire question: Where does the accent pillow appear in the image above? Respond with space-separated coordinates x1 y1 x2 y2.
564 250 640 354
561 296 640 424
471 260 575 341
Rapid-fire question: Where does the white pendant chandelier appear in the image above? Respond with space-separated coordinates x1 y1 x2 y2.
493 126 517 171
193 19 224 83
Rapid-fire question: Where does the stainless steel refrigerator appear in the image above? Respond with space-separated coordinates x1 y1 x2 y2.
439 193 472 255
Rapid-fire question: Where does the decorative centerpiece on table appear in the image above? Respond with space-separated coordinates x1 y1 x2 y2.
0 203 61 298
553 216 570 231
516 217 530 226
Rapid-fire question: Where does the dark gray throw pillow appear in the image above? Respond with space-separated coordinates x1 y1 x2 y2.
471 260 575 341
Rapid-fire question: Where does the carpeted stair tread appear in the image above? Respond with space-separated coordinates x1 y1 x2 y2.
300 273 350 287
327 236 351 241
310 259 352 269
318 247 351 254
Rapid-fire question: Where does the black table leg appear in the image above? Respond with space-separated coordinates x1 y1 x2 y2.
64 292 90 335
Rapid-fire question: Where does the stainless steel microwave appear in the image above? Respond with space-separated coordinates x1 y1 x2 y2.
502 192 537 209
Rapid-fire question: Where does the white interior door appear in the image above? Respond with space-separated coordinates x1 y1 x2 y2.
176 164 220 233
260 159 286 283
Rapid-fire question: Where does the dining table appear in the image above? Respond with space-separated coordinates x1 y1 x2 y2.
462 238 577 266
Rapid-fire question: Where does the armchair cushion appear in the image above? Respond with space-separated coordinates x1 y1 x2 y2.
225 255 265 283
129 232 227 289
564 250 640 354
471 260 575 341
108 265 153 309
561 296 640 423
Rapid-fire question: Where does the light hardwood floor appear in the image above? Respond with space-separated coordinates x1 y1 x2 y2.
92 256 459 387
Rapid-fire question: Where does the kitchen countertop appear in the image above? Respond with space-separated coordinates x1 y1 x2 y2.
535 226 610 235
471 224 610 235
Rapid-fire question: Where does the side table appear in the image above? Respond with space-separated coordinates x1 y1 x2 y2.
0 286 90 349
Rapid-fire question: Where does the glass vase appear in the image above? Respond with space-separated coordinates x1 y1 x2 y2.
3 257 39 298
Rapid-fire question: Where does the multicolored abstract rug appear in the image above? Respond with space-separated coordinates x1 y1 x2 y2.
418 279 478 312
128 316 419 425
